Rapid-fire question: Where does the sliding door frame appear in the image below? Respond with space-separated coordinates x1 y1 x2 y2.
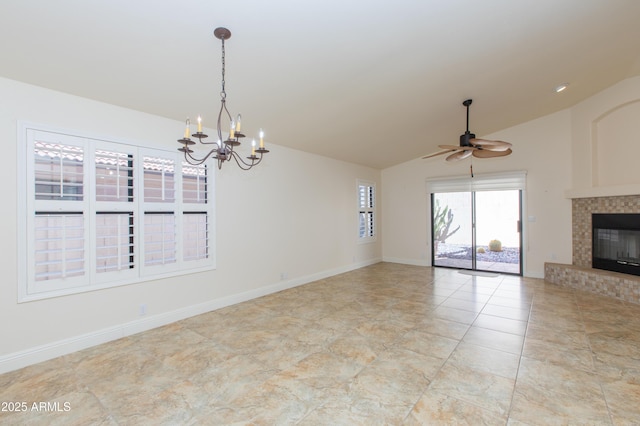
427 171 526 276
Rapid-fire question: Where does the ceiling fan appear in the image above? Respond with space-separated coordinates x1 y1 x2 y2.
422 99 512 162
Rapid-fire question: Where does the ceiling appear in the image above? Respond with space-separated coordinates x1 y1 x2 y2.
2 0 640 169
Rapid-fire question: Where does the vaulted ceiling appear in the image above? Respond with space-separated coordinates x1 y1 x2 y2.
2 0 640 169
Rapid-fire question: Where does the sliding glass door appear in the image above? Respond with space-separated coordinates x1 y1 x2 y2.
432 191 473 270
475 190 521 274
432 189 522 275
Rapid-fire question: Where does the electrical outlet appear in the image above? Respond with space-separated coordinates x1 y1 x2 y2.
280 272 288 280
139 303 147 316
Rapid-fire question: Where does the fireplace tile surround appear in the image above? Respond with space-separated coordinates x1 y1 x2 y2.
544 194 640 305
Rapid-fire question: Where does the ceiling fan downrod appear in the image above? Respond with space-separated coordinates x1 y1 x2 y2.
461 99 475 146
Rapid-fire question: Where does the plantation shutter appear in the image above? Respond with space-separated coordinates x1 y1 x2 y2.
358 181 375 239
182 162 210 262
142 153 177 268
20 124 216 302
30 131 87 292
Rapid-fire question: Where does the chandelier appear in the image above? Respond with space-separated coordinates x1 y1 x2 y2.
178 27 269 169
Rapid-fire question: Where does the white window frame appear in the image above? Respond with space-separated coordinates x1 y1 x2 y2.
357 179 376 243
17 122 216 302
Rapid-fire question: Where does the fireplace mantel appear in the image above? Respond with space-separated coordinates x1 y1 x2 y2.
565 184 640 199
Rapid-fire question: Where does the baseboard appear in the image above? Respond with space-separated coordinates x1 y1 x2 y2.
524 270 544 279
0 258 382 375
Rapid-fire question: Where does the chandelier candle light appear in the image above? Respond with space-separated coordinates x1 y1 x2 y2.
178 27 269 169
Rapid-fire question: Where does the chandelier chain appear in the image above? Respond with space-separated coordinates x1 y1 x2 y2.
220 37 226 99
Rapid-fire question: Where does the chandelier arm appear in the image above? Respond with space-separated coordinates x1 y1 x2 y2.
229 152 255 171
183 150 204 165
183 147 219 166
216 99 234 143
182 153 207 166
229 151 262 170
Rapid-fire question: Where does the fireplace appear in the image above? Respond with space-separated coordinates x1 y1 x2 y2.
592 213 640 276
545 195 640 305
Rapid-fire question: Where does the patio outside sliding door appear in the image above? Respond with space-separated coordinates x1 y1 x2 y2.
432 191 473 270
475 189 522 274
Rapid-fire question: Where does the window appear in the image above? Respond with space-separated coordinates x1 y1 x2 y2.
144 213 176 266
34 213 85 282
95 212 134 273
357 180 376 242
183 212 209 261
18 125 215 301
143 155 175 203
34 140 84 200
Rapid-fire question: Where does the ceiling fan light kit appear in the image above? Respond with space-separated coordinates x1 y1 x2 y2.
422 99 513 166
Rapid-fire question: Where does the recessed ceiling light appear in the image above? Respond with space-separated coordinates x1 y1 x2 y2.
554 83 569 93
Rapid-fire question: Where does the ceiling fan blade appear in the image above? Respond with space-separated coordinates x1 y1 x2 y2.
446 150 473 162
422 149 455 159
438 144 465 150
469 138 512 151
439 144 479 151
472 148 513 158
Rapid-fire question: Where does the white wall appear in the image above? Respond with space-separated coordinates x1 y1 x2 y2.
0 77 381 372
6 75 639 373
570 76 640 195
381 108 573 278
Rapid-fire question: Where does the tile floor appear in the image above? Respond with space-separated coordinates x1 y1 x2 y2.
1 263 640 425
434 257 521 274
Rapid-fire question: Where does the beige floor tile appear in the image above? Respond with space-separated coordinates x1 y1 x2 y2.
405 390 506 426
449 289 493 303
457 283 498 296
517 356 603 397
525 322 590 351
327 334 379 366
396 329 460 359
3 263 640 424
474 313 528 336
433 305 480 324
418 316 471 340
528 309 584 331
600 380 640 424
486 294 532 310
428 362 515 418
441 297 487 313
463 326 525 354
510 382 611 425
522 339 595 373
0 357 80 404
482 304 530 321
447 341 520 379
